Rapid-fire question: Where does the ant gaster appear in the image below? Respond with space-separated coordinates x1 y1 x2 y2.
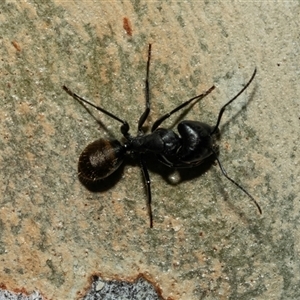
63 44 261 228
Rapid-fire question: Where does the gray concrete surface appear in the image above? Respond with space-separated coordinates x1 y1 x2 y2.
0 1 299 299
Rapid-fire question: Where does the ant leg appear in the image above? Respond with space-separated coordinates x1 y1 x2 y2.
151 85 215 132
138 44 152 133
213 152 262 214
63 86 131 138
210 68 256 135
139 154 153 228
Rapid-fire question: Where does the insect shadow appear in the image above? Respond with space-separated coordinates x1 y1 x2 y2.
63 44 261 228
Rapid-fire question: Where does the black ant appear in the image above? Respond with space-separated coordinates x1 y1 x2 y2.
63 44 261 228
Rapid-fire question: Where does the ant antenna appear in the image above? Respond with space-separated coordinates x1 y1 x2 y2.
211 147 262 214
210 68 256 135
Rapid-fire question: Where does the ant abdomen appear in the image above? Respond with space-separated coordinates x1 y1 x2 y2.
78 139 125 182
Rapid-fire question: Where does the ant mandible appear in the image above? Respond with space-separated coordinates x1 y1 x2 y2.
63 44 261 228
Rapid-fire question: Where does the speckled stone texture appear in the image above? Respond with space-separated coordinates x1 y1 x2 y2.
0 290 43 300
83 276 162 300
0 1 299 300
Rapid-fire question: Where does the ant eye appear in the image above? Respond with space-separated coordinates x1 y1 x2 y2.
78 139 125 182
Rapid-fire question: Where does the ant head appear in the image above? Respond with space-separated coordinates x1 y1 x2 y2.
78 139 126 183
210 69 257 136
